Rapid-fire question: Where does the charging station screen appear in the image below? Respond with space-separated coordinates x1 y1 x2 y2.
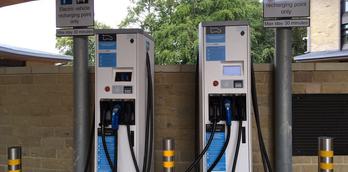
223 66 241 76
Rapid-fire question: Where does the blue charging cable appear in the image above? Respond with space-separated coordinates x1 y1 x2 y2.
225 99 233 127
112 105 120 130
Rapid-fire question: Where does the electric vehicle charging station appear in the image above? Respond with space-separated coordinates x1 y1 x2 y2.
198 21 252 172
94 29 154 172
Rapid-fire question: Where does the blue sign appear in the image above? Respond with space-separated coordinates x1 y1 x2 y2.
206 34 225 43
97 136 115 172
206 46 226 61
99 42 117 50
206 131 226 171
99 53 117 67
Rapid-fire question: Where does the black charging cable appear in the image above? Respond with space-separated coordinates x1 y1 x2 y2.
127 125 140 172
251 60 273 172
207 125 231 172
231 119 243 172
142 52 154 172
184 107 218 172
207 99 233 172
84 109 95 172
101 122 116 171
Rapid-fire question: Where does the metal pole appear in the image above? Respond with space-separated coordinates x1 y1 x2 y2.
73 35 90 172
8 146 21 172
163 138 175 172
318 137 334 172
274 27 292 172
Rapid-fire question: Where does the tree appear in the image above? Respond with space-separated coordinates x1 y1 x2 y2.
120 0 306 64
55 21 111 65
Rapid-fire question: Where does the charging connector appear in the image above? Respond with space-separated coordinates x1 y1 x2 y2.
112 105 120 130
225 99 232 126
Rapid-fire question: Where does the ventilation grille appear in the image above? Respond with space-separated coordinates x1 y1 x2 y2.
293 94 348 156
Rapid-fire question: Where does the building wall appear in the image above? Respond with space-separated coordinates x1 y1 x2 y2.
25 61 58 67
310 0 341 52
0 64 348 171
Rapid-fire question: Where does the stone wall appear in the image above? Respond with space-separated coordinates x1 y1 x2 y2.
0 63 348 172
309 0 341 52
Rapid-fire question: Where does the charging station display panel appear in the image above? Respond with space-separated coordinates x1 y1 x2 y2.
223 66 241 76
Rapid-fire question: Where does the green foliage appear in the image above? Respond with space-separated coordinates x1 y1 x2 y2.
120 0 280 64
55 21 111 65
292 27 307 56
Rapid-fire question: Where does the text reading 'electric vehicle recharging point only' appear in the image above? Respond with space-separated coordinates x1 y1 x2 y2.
196 21 253 172
94 29 154 172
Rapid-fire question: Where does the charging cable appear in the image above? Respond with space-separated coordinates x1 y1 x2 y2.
184 105 218 172
207 99 232 172
101 105 120 172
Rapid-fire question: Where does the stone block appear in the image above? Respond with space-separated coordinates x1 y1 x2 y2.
58 66 73 73
294 71 313 82
33 75 57 84
56 75 73 84
336 165 348 171
305 83 321 93
293 63 315 71
312 71 333 82
255 72 266 83
316 63 348 71
21 75 34 84
54 128 73 138
28 147 56 158
57 148 73 159
336 156 345 164
0 76 21 85
155 65 181 72
41 158 72 170
293 156 312 164
293 83 306 93
31 66 59 74
5 67 31 74
22 157 41 168
254 64 273 72
321 83 348 93
40 137 65 149
300 165 316 172
180 64 196 72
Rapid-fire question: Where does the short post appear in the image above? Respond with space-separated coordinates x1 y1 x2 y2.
163 138 175 172
8 146 21 172
318 137 334 172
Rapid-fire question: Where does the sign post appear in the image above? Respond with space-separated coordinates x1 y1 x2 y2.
263 1 310 172
55 0 94 171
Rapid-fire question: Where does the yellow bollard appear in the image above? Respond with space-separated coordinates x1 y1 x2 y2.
318 137 333 172
8 146 21 172
163 138 175 172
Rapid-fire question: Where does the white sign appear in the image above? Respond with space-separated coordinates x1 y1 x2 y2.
264 0 310 18
56 0 94 28
264 19 310 28
56 28 94 36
